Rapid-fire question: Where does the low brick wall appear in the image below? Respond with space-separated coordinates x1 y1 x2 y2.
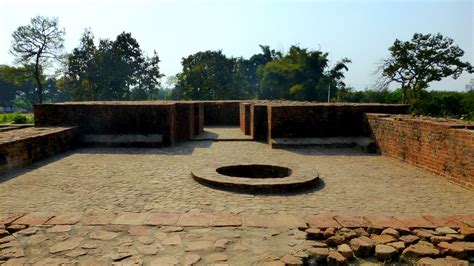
34 102 177 145
202 101 241 126
0 127 78 174
194 102 204 136
250 104 269 141
175 102 195 141
267 104 410 139
239 103 251 135
367 114 473 190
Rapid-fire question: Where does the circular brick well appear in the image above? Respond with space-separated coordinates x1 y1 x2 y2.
191 163 320 194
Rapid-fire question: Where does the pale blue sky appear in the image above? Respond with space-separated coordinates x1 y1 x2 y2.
0 0 472 91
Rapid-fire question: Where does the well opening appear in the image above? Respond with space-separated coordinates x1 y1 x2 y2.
216 164 291 179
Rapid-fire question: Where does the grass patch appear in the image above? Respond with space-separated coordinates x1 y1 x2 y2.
0 113 34 125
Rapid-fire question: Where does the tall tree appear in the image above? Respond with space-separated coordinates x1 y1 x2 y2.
10 16 65 103
64 30 163 101
259 45 350 101
376 33 473 103
175 50 235 100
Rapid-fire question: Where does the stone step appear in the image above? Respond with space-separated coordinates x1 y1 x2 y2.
80 134 163 147
270 137 377 153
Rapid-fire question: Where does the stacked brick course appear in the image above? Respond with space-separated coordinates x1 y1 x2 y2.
0 127 78 174
367 114 473 189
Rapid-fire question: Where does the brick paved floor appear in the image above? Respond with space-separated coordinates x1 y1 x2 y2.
0 140 473 216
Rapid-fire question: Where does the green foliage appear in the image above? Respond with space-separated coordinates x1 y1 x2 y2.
63 30 164 101
377 33 473 103
0 113 34 124
0 65 67 109
259 45 350 101
339 88 473 121
174 50 243 100
10 16 65 103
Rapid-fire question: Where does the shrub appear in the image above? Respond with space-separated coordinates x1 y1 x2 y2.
12 113 29 124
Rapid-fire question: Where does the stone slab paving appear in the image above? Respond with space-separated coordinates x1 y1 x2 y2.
0 141 473 215
191 127 252 141
0 213 473 265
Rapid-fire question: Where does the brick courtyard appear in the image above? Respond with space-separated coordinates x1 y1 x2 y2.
1 127 474 265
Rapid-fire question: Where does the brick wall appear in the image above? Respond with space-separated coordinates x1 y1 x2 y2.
0 127 78 174
34 102 177 145
250 104 268 141
202 101 241 126
268 104 410 139
367 114 473 190
239 103 251 135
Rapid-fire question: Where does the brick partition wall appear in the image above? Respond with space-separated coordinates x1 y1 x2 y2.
0 127 78 174
175 102 195 141
202 101 241 126
267 104 410 139
239 102 251 135
194 102 204 136
250 104 269 141
34 102 177 145
367 114 474 190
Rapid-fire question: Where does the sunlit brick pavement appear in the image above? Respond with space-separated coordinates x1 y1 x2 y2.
1 138 474 264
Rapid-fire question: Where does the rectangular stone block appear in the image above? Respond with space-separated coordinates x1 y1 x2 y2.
145 213 180 226
305 214 340 228
112 213 150 225
177 213 210 227
12 212 55 225
46 213 83 225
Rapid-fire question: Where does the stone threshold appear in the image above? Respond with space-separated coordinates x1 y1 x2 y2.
1 212 473 229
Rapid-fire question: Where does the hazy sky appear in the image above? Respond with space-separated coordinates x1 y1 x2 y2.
0 0 472 91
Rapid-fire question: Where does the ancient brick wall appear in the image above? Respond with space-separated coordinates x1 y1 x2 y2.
239 103 251 135
175 102 195 141
202 101 240 126
0 127 78 174
268 104 410 139
34 102 177 145
367 114 473 189
250 104 269 141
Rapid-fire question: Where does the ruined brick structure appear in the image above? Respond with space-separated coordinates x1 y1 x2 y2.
367 114 473 190
0 100 471 189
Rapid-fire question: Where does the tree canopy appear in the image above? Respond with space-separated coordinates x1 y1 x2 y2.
376 33 473 103
63 30 164 101
172 45 350 101
259 45 350 101
10 16 65 103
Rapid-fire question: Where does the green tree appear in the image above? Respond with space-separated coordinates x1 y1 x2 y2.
376 33 473 103
10 16 65 103
65 29 98 100
259 45 350 101
175 50 235 100
64 30 163 101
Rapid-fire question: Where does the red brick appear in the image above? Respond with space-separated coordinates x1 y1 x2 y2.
452 214 474 227
0 213 24 225
177 213 210 227
145 213 180 226
270 214 307 228
112 213 150 225
363 215 407 230
422 215 463 228
12 212 54 225
46 212 82 225
242 214 273 227
80 213 117 225
394 216 435 229
210 213 242 227
305 214 340 228
334 216 369 228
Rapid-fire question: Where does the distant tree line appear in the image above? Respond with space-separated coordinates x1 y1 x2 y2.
1 16 473 120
